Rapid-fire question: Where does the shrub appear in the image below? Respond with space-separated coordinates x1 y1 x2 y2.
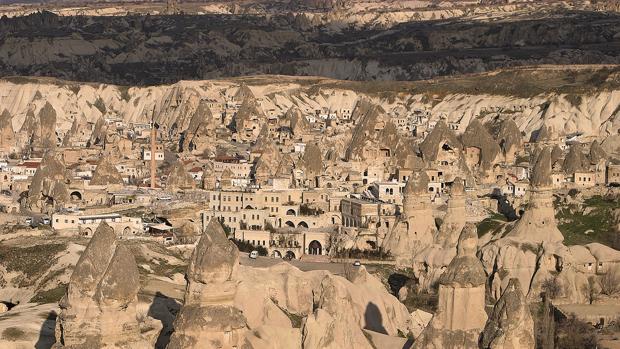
334 248 393 261
1 327 25 341
93 98 106 114
299 204 324 216
600 267 620 296
231 239 268 256
118 86 131 102
541 277 562 299
556 315 597 349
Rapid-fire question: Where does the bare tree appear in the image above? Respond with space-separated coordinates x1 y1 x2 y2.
581 276 599 304
541 277 562 299
600 266 620 296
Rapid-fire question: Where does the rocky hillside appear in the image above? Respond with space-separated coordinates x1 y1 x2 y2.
0 3 619 84
1 66 619 155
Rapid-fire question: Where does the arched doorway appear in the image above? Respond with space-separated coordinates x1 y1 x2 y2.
123 226 133 235
308 240 322 255
286 209 296 216
81 228 92 237
272 250 282 258
285 221 295 228
297 221 308 229
285 251 296 259
70 191 82 201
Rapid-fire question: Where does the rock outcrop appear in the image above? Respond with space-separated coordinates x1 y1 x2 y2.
90 156 124 186
382 170 435 265
589 139 608 164
27 102 57 150
415 224 488 349
287 107 311 136
300 142 323 183
412 178 467 291
168 220 247 349
435 178 467 248
181 99 216 155
166 161 196 192
302 265 411 349
53 222 160 348
0 109 17 155
420 120 462 164
345 99 405 166
480 147 569 299
461 119 501 173
25 152 71 212
1 6 618 84
251 127 283 184
563 144 588 175
506 147 564 243
497 119 522 164
201 161 217 190
551 144 563 168
234 260 412 348
481 278 535 349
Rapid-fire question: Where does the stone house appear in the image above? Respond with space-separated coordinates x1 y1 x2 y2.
51 212 142 237
573 171 596 187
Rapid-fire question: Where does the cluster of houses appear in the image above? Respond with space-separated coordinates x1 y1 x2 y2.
2 87 619 262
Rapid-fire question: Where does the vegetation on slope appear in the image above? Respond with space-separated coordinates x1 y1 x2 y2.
556 195 619 247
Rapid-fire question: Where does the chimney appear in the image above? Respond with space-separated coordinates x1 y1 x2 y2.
151 122 157 189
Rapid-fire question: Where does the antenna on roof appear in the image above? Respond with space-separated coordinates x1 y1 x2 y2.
150 106 158 190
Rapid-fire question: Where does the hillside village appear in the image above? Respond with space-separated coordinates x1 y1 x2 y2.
0 68 619 348
2 0 620 347
0 74 618 255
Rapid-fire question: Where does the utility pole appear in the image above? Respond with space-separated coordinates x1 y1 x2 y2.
150 110 158 190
